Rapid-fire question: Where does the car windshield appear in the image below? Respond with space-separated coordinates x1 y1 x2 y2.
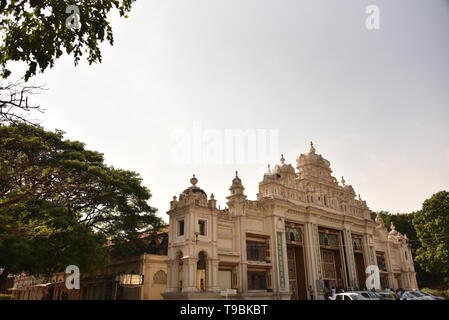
410 292 422 297
350 294 367 300
360 292 370 298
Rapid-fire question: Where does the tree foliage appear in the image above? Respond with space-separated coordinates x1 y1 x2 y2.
0 0 136 80
0 123 165 277
373 211 418 249
413 191 449 282
372 210 445 288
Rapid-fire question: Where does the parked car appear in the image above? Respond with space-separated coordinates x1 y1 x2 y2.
377 291 397 300
354 291 381 300
400 291 432 300
334 292 368 300
417 291 445 300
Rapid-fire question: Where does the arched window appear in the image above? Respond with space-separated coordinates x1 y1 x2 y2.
290 232 295 241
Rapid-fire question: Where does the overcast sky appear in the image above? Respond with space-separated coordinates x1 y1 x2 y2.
13 0 449 221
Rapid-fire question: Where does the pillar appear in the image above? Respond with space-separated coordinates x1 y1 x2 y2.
342 228 358 290
182 257 198 293
304 222 324 300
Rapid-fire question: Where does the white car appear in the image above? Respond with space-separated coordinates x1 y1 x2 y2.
417 291 445 300
354 291 381 300
334 292 368 300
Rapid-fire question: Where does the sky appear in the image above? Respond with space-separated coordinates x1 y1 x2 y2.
10 0 449 221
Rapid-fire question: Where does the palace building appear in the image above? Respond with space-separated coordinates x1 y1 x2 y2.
163 143 418 300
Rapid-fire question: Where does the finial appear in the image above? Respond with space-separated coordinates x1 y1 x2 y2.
310 141 316 153
210 193 215 199
235 170 238 177
280 154 285 165
173 195 177 201
341 176 346 185
190 174 198 186
267 164 271 173
358 194 362 200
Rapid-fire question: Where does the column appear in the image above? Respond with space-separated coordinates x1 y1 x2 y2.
165 260 177 292
182 257 198 293
384 241 395 288
342 228 358 289
207 258 220 292
237 216 248 293
304 222 324 300
273 216 289 297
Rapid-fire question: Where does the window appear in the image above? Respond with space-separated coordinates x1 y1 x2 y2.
285 227 302 242
178 220 185 236
247 271 267 290
198 220 206 236
246 241 267 261
319 232 339 247
376 253 387 271
352 238 362 251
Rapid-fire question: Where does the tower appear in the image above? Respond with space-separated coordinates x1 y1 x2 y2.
226 171 247 216
164 175 220 298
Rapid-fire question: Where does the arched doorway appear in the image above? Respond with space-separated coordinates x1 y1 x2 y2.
197 251 207 291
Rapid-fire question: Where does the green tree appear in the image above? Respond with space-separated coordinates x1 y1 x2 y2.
371 210 445 287
0 123 165 286
372 211 418 248
0 0 136 80
413 191 449 286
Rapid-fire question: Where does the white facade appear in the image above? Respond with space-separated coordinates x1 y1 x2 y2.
163 143 418 300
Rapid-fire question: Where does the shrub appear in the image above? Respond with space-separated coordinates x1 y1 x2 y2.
421 288 449 299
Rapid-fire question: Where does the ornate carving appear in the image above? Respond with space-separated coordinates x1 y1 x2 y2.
153 270 167 285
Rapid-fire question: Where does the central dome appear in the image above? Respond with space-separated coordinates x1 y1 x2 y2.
297 142 331 169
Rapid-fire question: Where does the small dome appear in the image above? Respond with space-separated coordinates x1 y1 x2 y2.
278 154 295 174
180 186 207 197
232 171 243 187
279 163 295 174
178 175 207 206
